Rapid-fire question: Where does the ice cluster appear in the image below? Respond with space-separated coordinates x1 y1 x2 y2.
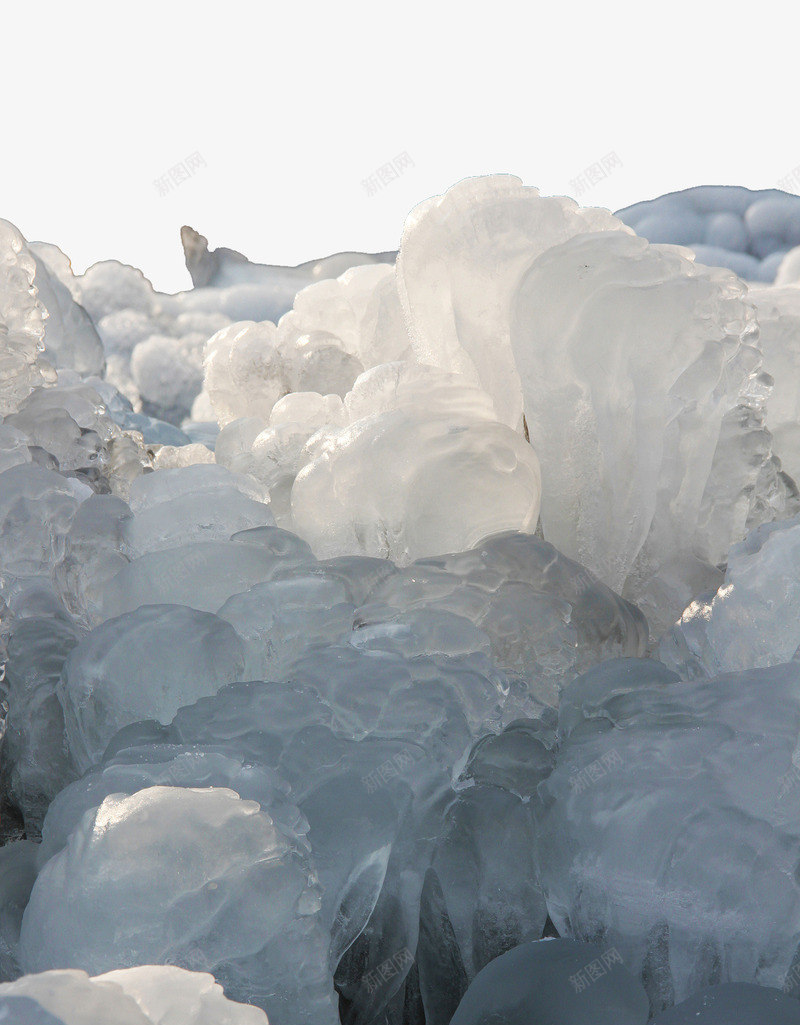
4 173 800 1024
617 185 800 284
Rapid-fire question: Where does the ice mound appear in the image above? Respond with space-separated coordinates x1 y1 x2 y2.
449 938 649 1025
189 175 788 598
0 966 269 1024
776 245 800 286
511 225 781 633
20 786 338 1024
0 587 81 831
41 638 515 1022
290 364 542 563
397 174 628 431
33 230 400 431
616 186 800 283
123 464 273 556
358 530 647 707
0 840 37 979
661 514 800 677
536 657 800 1012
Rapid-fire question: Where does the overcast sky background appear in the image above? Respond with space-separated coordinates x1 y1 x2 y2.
3 0 797 293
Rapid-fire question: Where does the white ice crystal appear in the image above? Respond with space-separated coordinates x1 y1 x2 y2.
290 363 542 564
0 966 269 1024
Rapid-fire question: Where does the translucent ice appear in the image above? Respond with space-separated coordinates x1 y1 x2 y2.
417 722 557 1023
123 464 273 556
661 514 800 677
20 786 339 1024
397 174 627 430
360 530 647 708
1 586 81 830
97 532 314 619
449 938 649 1025
0 220 55 416
181 223 394 290
58 604 246 771
290 364 542 564
650 983 800 1023
511 227 774 632
747 283 800 484
536 658 800 1010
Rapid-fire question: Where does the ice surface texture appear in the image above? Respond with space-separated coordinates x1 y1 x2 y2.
537 657 800 1011
20 786 337 1024
450 938 649 1025
650 983 800 1023
662 513 800 677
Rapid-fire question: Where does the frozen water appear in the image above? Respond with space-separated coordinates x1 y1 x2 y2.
661 514 800 677
291 363 542 563
0 839 37 979
511 226 779 634
100 966 270 1024
747 283 800 484
449 938 649 1025
20 786 339 1024
0 967 269 1024
0 586 81 830
180 223 394 290
616 186 800 283
58 604 247 772
97 533 314 619
0 220 56 418
536 657 800 1010
417 721 556 1023
397 175 627 430
650 983 800 1023
4 175 800 1024
123 464 273 556
359 530 647 707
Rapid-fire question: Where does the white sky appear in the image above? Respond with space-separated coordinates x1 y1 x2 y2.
3 0 798 293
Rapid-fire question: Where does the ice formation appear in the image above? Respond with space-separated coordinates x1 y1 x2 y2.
4 173 800 1025
661 513 800 678
616 186 800 283
537 658 800 1011
0 966 269 1024
449 938 649 1024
